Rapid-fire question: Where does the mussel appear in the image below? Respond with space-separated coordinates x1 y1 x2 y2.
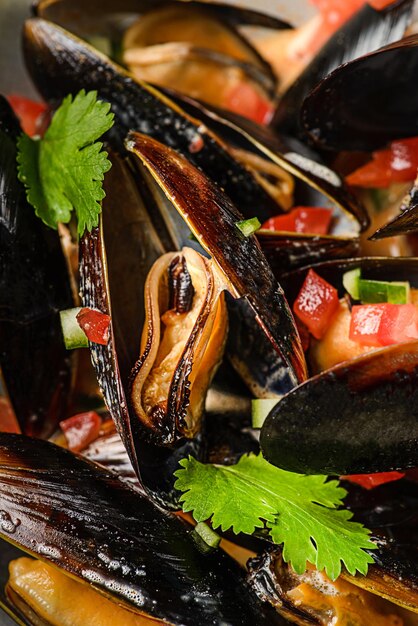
272 0 414 139
300 32 418 262
0 433 292 626
0 96 73 438
301 36 418 152
260 257 418 475
247 479 418 623
78 127 306 503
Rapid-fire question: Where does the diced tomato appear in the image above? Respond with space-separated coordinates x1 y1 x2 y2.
349 304 387 347
0 397 20 434
377 303 418 346
343 471 405 489
224 83 273 125
60 411 102 453
261 207 332 235
346 137 418 188
293 269 339 340
76 308 111 345
350 303 418 347
7 94 47 137
262 213 297 232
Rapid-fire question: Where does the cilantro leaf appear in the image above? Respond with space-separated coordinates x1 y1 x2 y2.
174 454 376 581
17 90 114 235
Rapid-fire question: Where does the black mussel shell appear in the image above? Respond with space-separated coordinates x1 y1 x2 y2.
260 257 418 475
226 297 294 399
273 0 413 138
23 17 280 223
341 479 418 612
302 35 418 152
259 232 360 275
80 150 200 506
0 433 292 626
0 96 73 438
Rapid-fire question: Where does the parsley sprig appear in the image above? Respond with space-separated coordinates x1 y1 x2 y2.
174 454 376 581
17 90 114 235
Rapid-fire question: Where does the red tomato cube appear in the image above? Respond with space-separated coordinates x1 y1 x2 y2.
293 207 333 235
293 269 339 340
60 411 102 453
343 471 405 490
224 83 273 125
76 308 111 345
349 304 387 347
377 303 418 346
7 95 47 137
261 213 297 232
261 207 332 235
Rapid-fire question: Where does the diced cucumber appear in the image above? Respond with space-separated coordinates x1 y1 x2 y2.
358 279 388 303
342 268 361 300
194 522 221 549
251 399 278 429
60 307 89 350
387 282 410 304
358 279 410 304
236 217 261 237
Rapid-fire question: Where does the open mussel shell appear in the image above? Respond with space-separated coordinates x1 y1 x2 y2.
121 4 278 101
341 479 418 612
246 479 418 618
272 0 414 138
372 175 418 240
260 257 418 475
161 87 367 272
0 96 73 438
248 543 418 621
33 0 291 39
302 35 418 152
0 433 292 626
80 150 202 506
23 17 281 223
126 130 307 385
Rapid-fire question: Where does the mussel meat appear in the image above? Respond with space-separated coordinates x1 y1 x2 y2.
130 247 227 444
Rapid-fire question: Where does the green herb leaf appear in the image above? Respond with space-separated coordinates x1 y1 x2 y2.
174 454 376 581
17 90 114 235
